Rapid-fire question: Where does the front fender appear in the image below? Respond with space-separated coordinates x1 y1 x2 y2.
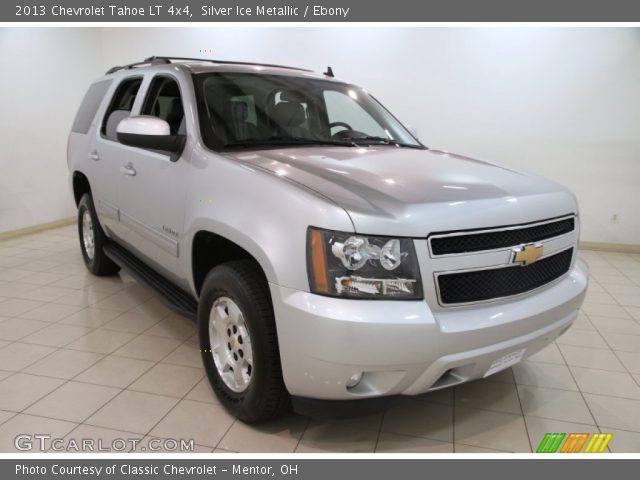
181 149 354 296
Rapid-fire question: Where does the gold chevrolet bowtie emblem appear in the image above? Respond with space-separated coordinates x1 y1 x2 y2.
512 243 544 266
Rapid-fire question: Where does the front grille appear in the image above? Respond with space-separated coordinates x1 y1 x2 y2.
437 248 573 305
430 217 575 255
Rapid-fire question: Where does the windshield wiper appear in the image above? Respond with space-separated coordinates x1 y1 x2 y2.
225 136 356 148
345 135 424 149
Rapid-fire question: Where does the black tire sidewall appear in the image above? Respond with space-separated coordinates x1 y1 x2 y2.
198 265 274 421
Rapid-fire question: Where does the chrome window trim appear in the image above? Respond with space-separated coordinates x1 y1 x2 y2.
433 247 575 307
427 214 577 258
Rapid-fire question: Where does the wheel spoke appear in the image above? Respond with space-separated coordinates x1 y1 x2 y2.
208 296 253 393
241 341 253 365
212 306 228 333
227 302 242 323
220 352 233 372
233 364 246 387
214 305 228 321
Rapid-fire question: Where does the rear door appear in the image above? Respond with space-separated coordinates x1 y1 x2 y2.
91 75 144 240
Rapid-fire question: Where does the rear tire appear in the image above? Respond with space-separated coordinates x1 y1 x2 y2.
78 193 120 276
198 260 290 423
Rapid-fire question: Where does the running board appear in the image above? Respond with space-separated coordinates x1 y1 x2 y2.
104 243 198 320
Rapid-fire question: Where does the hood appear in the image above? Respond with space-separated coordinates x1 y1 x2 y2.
225 146 577 237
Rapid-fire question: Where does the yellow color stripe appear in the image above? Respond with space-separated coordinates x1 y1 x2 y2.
585 433 613 453
597 433 613 453
584 434 598 453
591 433 603 453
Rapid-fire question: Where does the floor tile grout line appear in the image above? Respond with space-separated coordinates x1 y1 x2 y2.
57 422 145 454
0 280 136 324
69 348 162 392
582 289 640 382
0 410 18 428
454 441 512 454
586 316 640 388
555 342 601 430
529 344 635 374
71 307 191 365
10 338 125 412
126 369 205 399
131 384 225 449
0 316 72 348
77 397 222 443
499 376 640 402
19 350 108 382
292 417 311 453
116 335 216 448
511 367 533 453
372 408 387 453
3 280 175 423
80 389 181 439
213 418 239 452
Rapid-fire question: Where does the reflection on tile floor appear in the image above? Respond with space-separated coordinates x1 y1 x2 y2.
1 225 640 452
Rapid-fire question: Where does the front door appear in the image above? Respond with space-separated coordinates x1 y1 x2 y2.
115 74 189 281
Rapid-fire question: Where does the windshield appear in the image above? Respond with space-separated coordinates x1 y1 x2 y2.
192 72 423 150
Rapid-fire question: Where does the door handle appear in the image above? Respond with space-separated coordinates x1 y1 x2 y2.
89 151 100 161
120 163 136 176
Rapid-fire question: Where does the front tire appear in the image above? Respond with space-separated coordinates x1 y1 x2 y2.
198 260 290 423
77 193 120 276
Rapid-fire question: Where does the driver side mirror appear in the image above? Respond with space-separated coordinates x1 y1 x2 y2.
116 116 185 160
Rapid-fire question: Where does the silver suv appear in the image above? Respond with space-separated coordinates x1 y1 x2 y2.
68 56 588 422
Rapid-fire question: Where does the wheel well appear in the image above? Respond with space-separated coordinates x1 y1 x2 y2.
192 231 267 295
72 171 91 206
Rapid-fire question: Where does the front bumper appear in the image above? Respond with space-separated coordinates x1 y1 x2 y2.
270 257 588 400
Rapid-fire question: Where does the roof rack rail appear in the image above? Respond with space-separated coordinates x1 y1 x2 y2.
105 56 313 75
105 56 170 74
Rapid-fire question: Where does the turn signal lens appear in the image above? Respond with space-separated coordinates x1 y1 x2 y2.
309 228 329 294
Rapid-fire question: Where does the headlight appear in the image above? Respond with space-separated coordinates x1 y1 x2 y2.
307 227 423 299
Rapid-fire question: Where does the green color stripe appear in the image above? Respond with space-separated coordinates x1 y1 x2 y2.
536 433 566 453
548 433 566 453
536 433 553 453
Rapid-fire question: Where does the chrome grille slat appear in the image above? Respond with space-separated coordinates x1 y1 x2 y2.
429 215 575 256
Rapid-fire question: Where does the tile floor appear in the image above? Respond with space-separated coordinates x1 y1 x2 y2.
1 225 640 453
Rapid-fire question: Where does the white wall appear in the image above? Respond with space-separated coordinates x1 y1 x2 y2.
2 27 639 245
0 28 103 233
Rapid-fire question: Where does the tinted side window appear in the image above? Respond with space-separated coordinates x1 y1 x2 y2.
142 77 185 134
71 79 112 134
101 77 143 136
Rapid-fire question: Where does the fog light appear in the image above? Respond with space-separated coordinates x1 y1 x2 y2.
346 372 363 389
